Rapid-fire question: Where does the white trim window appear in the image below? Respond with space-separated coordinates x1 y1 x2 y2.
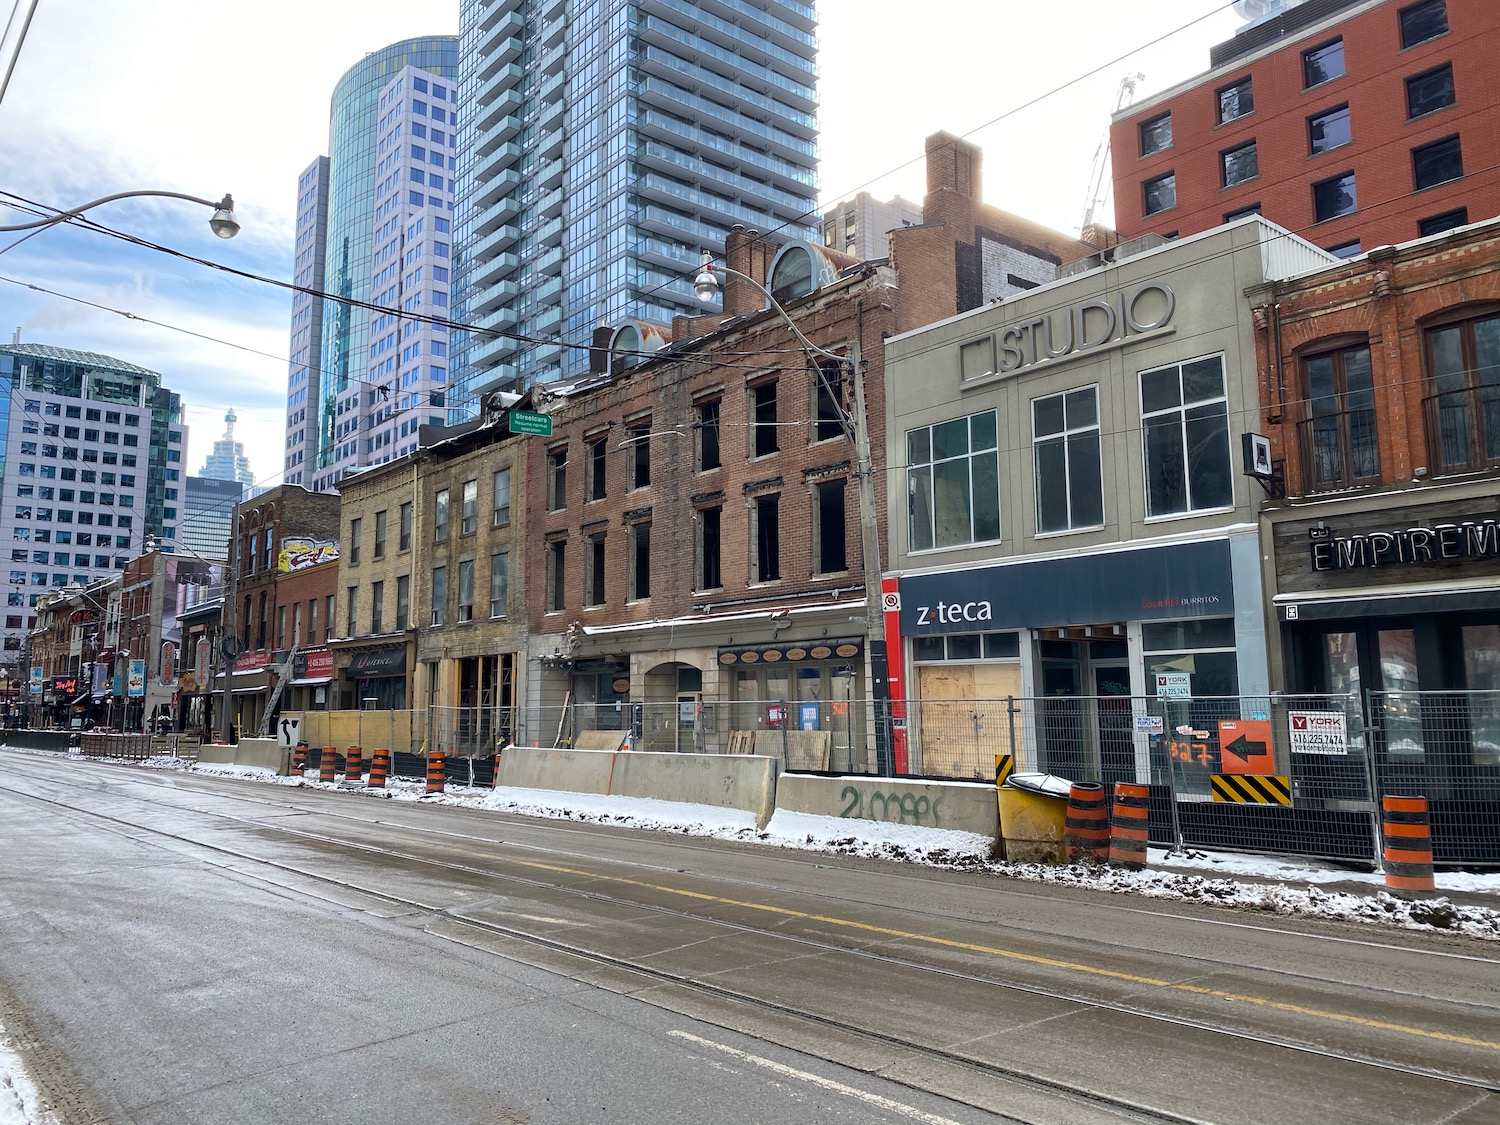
1140 355 1233 518
1033 387 1103 534
907 409 1000 552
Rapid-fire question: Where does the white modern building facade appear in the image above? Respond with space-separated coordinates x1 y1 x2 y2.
449 0 821 410
283 38 460 492
0 343 187 662
821 191 922 262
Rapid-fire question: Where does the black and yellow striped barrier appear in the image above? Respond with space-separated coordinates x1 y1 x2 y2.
1210 773 1291 805
995 752 1014 789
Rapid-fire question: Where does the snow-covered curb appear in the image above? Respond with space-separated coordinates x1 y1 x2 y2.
0 1026 58 1125
177 760 1500 942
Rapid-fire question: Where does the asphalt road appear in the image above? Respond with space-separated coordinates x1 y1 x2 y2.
1 750 1497 1125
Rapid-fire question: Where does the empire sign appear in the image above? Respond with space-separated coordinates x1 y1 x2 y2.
1309 517 1500 571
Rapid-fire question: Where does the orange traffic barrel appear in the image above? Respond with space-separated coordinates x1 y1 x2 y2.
1065 782 1109 864
1108 782 1150 870
292 740 308 774
319 746 338 783
344 745 363 785
1382 795 1435 896
368 748 389 790
425 746 445 795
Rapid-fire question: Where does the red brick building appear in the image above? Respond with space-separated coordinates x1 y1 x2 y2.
1250 217 1500 723
1112 0 1500 256
216 485 340 738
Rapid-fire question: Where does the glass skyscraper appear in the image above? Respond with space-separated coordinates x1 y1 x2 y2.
449 0 819 413
284 37 460 491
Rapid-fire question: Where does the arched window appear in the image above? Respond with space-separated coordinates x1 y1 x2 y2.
768 246 814 303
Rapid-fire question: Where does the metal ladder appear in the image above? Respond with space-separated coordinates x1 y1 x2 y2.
257 643 301 737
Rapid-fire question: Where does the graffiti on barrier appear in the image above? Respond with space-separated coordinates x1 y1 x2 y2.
839 785 944 826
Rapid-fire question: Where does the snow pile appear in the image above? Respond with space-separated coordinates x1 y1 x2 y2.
983 858 1500 941
0 1027 56 1125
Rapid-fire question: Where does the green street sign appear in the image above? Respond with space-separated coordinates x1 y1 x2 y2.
508 409 553 436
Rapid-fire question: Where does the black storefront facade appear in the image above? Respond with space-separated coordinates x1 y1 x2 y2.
342 643 409 710
893 531 1269 787
1270 490 1500 863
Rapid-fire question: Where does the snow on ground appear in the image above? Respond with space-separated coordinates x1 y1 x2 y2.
0 1026 57 1125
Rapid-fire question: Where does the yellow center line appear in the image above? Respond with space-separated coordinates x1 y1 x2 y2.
500 855 1500 1051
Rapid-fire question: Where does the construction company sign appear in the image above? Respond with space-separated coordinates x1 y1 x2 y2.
1288 710 1348 755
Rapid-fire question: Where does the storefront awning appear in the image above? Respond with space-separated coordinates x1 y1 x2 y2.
346 648 407 678
289 676 332 686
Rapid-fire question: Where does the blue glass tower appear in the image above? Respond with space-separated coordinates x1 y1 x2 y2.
284 37 459 491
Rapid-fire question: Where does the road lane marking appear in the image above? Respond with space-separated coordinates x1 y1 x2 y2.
503 856 1500 1051
669 1030 971 1124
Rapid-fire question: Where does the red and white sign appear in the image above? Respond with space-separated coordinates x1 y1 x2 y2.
1288 710 1348 755
234 651 271 673
303 649 333 679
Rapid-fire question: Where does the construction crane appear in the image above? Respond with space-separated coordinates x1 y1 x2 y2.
1080 72 1145 235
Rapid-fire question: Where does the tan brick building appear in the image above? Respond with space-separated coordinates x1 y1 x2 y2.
334 416 530 749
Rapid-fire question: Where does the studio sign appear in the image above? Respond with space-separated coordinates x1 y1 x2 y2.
991 282 1175 376
1310 517 1500 571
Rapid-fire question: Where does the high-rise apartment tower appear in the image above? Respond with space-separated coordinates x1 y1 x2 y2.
449 0 820 411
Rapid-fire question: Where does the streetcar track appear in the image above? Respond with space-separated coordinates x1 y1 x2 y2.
1 760 1497 1124
9 749 1499 992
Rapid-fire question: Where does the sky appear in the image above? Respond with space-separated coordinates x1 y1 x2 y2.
0 0 1245 488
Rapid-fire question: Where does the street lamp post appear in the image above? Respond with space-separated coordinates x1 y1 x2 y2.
693 251 893 775
0 190 239 240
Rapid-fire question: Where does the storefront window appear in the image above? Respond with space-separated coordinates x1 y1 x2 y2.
1142 618 1239 697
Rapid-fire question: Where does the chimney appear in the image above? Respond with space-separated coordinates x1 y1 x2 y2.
926 132 981 201
724 225 777 318
588 324 614 375
11 327 19 347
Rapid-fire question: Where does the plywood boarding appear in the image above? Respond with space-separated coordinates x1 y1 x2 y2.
915 663 1022 779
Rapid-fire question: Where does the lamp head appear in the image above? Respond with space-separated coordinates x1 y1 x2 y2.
693 249 721 303
208 194 240 239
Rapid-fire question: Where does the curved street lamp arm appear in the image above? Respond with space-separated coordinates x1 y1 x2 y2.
697 255 847 364
0 189 233 232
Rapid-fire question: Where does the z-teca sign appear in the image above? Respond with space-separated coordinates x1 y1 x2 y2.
1288 710 1347 755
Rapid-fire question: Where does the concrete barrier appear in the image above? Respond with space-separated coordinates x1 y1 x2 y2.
235 737 291 775
610 750 777 827
195 738 290 775
196 743 237 766
494 746 778 828
494 746 616 795
773 775 998 838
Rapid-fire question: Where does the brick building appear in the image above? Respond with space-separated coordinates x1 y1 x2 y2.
334 414 529 741
1112 0 1499 256
1252 215 1500 861
1253 215 1500 696
215 485 340 738
521 138 1090 766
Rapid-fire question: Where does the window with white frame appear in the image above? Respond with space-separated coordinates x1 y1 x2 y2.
1140 356 1233 518
1033 387 1103 534
906 410 1000 551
